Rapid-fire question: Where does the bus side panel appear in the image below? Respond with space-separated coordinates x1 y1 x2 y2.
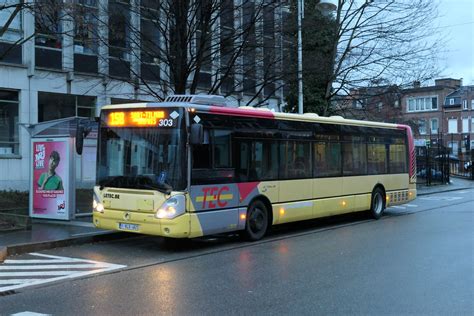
192 208 246 236
312 178 344 216
278 179 313 222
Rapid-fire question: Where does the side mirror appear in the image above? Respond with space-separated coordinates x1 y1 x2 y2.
76 122 92 155
76 125 85 155
190 123 203 145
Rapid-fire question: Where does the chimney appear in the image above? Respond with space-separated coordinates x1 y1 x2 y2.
413 81 421 88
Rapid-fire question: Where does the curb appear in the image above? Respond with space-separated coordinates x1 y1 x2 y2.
0 246 6 263
5 231 134 257
417 186 472 196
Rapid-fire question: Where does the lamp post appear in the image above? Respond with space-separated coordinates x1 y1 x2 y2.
297 0 337 114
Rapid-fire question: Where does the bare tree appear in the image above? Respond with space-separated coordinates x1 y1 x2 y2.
72 0 287 104
2 0 287 105
0 1 35 61
324 0 443 114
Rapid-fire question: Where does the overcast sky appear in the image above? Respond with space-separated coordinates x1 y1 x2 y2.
436 0 474 85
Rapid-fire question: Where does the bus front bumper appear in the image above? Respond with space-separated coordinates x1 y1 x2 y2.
93 209 201 238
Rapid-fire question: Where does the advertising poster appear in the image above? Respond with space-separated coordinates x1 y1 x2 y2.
31 139 70 220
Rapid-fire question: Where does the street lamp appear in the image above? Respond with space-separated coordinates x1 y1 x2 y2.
297 0 338 114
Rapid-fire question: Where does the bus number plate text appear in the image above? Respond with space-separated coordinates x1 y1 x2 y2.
118 223 139 231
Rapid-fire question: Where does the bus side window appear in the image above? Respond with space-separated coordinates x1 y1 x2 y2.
213 130 232 168
236 141 249 182
389 138 407 173
192 130 211 169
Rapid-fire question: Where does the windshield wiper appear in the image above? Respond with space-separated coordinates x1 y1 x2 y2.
99 176 122 190
99 176 173 194
135 176 173 194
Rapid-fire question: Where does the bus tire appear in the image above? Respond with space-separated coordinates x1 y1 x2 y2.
370 187 386 219
241 200 268 241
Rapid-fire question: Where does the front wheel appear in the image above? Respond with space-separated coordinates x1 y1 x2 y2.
370 187 386 219
241 200 269 241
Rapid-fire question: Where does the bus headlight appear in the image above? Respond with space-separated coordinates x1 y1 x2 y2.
93 192 104 213
156 195 186 219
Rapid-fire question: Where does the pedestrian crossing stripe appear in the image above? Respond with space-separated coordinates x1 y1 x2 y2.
0 253 126 293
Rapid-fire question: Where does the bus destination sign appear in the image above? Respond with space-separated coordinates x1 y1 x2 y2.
107 110 177 127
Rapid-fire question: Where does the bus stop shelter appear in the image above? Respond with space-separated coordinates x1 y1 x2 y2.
21 117 97 221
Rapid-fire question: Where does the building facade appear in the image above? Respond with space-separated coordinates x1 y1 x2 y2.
339 78 474 157
0 0 288 190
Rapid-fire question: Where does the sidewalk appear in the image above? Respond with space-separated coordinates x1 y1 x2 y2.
1 178 473 262
416 176 474 196
0 216 128 262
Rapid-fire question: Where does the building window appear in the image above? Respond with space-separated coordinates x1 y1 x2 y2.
449 98 454 105
73 0 99 73
38 92 96 122
430 118 438 134
220 0 235 93
471 99 474 110
0 90 19 156
109 0 131 78
462 100 468 110
462 118 469 133
140 1 160 82
35 0 63 69
242 1 256 95
0 0 23 64
263 1 276 97
448 141 458 155
418 120 427 135
448 118 458 134
407 96 437 112
73 0 98 54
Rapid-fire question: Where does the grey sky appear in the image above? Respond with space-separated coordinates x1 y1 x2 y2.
437 0 474 85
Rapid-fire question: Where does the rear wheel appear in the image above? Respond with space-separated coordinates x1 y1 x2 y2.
241 200 268 241
370 187 386 219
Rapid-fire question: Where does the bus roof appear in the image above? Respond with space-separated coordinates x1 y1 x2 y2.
101 101 403 130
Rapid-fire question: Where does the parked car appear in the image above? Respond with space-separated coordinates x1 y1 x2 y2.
464 161 472 171
417 168 443 180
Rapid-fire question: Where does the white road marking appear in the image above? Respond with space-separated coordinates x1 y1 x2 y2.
11 312 50 316
0 253 126 293
390 206 406 209
0 264 112 270
405 204 418 207
456 191 469 194
419 196 463 201
0 271 78 277
0 279 46 285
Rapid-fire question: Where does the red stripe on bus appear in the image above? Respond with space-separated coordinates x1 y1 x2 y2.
237 182 260 202
209 106 275 119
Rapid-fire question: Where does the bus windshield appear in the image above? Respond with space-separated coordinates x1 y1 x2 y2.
97 108 187 192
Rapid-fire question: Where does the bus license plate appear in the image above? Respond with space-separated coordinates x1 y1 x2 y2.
118 223 139 231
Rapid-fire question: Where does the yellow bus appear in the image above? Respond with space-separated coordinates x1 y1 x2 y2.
89 95 416 241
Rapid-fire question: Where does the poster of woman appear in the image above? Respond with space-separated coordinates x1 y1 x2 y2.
31 138 70 220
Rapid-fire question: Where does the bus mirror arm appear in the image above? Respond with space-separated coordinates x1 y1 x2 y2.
190 123 204 145
76 119 93 155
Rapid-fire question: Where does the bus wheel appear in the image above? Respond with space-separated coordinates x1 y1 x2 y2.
370 187 386 219
241 200 268 241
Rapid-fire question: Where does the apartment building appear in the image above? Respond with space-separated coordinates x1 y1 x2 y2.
0 0 287 190
336 78 473 157
443 85 474 155
401 79 461 148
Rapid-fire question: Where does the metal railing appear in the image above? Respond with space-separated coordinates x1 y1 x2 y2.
416 146 450 186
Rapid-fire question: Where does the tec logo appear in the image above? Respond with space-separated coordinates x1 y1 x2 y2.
197 186 233 209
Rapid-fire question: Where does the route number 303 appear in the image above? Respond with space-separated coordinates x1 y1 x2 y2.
159 119 174 127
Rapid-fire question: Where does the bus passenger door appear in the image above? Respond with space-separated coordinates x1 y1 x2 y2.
235 139 279 207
